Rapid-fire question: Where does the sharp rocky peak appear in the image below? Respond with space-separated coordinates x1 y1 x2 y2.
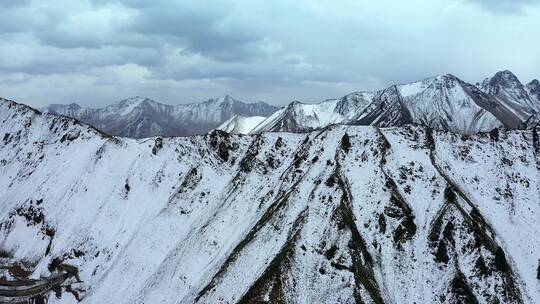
482 70 524 91
527 79 540 89
527 79 540 104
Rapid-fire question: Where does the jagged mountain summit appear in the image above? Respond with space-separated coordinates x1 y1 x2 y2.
481 70 538 122
42 95 278 138
1 97 540 303
526 79 540 104
237 70 539 135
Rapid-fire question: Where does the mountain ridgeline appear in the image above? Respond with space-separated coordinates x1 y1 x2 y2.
41 70 539 138
42 95 278 138
222 70 540 135
0 98 539 303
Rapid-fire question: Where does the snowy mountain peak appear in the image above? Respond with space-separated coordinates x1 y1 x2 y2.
526 79 540 103
439 73 459 80
221 94 234 103
115 96 155 106
395 74 462 98
103 96 159 116
430 74 464 88
482 70 524 92
528 79 540 87
480 70 536 119
204 94 238 105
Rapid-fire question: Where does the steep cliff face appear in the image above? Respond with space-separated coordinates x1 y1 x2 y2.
1 98 539 303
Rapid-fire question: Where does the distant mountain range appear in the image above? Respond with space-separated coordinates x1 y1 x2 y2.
41 95 278 138
221 70 540 135
39 70 539 137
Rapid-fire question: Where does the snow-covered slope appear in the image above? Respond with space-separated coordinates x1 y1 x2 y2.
1 97 539 303
42 95 278 138
396 74 502 134
249 71 538 135
250 92 376 133
216 115 267 134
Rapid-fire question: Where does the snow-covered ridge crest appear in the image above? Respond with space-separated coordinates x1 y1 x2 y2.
1 97 540 303
216 115 267 134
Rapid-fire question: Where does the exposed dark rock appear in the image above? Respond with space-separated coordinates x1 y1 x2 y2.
474 255 490 277
324 245 338 260
378 214 386 234
340 133 351 153
152 137 163 155
494 246 509 272
434 240 449 264
451 274 479 304
490 128 499 142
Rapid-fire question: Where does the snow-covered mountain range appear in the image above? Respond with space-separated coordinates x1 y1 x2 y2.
1 97 539 303
42 95 278 138
220 70 540 135
40 70 539 138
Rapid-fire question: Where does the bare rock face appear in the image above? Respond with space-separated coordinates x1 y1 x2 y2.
1 98 539 303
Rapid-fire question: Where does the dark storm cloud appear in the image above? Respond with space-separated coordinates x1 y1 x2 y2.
27 0 265 63
0 0 539 107
123 2 260 58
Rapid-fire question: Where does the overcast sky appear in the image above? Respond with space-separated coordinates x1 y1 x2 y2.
0 0 539 107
